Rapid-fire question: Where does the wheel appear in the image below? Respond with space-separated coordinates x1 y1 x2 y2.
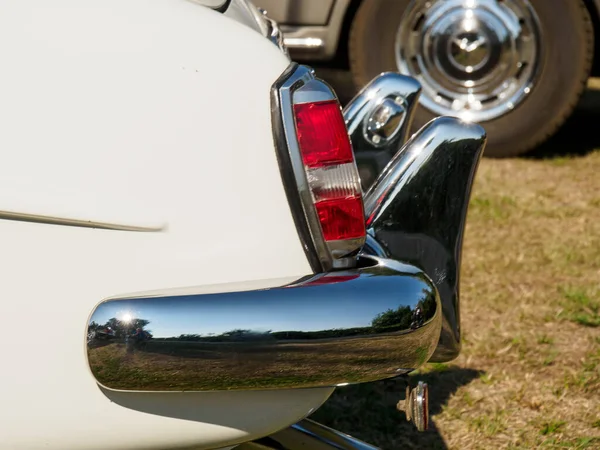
349 0 594 157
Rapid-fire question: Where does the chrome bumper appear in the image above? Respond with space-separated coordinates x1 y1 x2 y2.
87 255 441 392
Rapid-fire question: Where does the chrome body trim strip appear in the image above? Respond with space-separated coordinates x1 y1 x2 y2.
86 255 441 392
235 419 379 449
0 210 166 232
362 116 486 361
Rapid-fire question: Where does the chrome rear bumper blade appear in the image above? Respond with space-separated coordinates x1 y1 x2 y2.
87 255 442 391
235 419 379 449
362 117 486 362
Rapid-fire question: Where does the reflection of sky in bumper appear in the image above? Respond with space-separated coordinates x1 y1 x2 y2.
91 273 432 338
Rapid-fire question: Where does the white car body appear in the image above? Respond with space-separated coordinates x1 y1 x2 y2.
0 1 334 448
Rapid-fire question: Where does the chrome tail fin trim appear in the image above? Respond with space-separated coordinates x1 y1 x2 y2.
362 117 486 361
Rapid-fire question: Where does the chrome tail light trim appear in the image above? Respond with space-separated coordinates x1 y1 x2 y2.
271 63 323 272
362 116 486 362
271 63 364 272
86 255 442 392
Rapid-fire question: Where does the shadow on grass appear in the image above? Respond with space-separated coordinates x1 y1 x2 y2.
310 366 484 450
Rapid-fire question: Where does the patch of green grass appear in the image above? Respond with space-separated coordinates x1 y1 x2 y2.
540 420 566 436
546 156 574 167
410 362 453 378
538 334 555 345
462 391 475 407
539 436 600 449
558 286 600 327
543 350 559 367
479 372 494 385
561 348 600 394
470 195 517 221
575 437 600 449
470 411 507 437
428 362 451 373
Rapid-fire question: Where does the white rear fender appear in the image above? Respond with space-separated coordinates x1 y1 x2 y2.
0 1 332 449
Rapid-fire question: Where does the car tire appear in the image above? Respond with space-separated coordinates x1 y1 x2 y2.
349 0 594 157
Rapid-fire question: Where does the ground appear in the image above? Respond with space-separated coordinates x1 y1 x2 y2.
309 75 600 449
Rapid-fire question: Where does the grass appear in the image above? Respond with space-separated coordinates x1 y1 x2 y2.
540 421 567 436
308 82 600 449
559 286 600 327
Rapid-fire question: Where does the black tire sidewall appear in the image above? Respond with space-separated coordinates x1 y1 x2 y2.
349 0 592 157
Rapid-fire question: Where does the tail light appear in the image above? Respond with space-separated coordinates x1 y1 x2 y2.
272 65 366 272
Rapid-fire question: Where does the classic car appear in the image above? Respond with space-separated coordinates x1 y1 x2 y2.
0 0 485 449
255 0 596 158
87 325 116 342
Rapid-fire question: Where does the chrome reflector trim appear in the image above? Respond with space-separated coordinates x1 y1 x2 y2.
86 255 441 392
273 64 365 271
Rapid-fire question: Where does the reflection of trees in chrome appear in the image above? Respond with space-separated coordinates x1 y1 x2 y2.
372 288 437 331
371 306 412 329
88 318 153 339
88 286 437 344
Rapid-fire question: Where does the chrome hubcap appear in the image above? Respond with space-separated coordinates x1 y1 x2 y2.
396 0 541 122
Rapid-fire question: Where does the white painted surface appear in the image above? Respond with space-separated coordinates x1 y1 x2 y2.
224 0 271 36
0 1 332 449
192 0 272 36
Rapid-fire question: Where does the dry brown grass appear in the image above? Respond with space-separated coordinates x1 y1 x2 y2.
310 81 600 449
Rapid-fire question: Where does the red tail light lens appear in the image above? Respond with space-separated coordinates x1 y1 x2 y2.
293 99 366 244
315 197 365 241
294 101 354 168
